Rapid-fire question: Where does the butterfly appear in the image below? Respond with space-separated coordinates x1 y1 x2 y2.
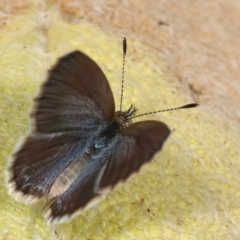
7 38 197 224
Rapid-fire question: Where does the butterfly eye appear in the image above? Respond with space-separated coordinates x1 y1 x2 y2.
114 105 137 128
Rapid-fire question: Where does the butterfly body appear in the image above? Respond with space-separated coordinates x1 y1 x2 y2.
8 49 170 223
91 121 120 151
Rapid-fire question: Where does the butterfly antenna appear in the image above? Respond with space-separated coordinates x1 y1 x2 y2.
129 103 199 119
120 37 127 112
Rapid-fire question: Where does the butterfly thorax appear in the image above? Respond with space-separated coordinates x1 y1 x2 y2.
114 105 137 128
89 106 136 154
88 121 120 154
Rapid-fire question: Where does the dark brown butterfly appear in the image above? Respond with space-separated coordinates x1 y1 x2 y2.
7 38 197 224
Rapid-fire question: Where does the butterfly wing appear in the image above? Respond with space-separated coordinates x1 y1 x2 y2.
8 51 115 199
33 51 115 134
100 120 171 189
46 120 170 222
9 134 85 198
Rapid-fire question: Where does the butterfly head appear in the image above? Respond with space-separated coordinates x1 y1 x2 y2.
114 105 137 128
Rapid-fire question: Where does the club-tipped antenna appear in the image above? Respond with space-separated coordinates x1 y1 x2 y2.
129 103 199 119
120 37 127 112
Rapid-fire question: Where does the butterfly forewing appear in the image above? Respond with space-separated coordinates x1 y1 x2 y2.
99 121 170 189
33 51 115 134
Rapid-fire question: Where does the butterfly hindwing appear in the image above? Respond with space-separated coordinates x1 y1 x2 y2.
9 134 87 198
